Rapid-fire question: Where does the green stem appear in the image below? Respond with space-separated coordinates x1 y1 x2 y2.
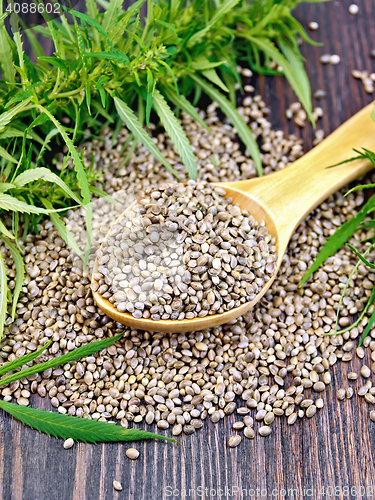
333 243 375 333
11 25 28 89
327 304 371 336
142 0 152 41
327 289 375 336
60 13 76 44
50 87 83 100
50 68 62 97
71 98 79 142
46 20 61 57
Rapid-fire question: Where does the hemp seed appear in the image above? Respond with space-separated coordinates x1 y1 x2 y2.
63 438 74 449
258 426 272 437
361 365 371 378
113 481 123 491
244 427 255 439
348 4 359 14
308 22 319 30
229 435 242 448
337 389 346 401
126 448 139 460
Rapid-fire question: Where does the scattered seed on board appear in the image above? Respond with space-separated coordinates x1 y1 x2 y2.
351 70 374 93
330 55 340 65
173 425 182 436
337 389 346 401
358 385 369 396
288 413 297 425
243 416 253 427
320 54 331 64
229 435 242 448
356 346 365 359
244 427 255 439
370 411 375 422
308 21 319 30
241 68 253 77
348 372 358 381
314 382 325 392
346 387 354 399
306 405 317 418
314 89 327 99
113 481 123 491
313 129 325 146
259 426 272 437
126 448 139 460
264 412 275 425
349 4 359 14
316 399 324 409
361 365 371 378
157 420 169 430
237 407 249 416
365 393 375 404
63 438 74 449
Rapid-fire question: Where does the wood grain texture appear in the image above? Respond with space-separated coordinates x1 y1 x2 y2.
2 1 375 499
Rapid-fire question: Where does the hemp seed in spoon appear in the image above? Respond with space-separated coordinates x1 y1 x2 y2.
94 181 277 321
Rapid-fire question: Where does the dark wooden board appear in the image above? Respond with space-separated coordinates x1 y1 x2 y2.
2 1 375 499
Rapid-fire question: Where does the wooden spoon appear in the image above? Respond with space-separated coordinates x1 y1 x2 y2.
93 102 375 333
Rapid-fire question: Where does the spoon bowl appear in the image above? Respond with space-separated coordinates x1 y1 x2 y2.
93 102 375 333
92 186 281 332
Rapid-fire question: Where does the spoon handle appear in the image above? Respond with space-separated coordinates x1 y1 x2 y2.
224 102 375 254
